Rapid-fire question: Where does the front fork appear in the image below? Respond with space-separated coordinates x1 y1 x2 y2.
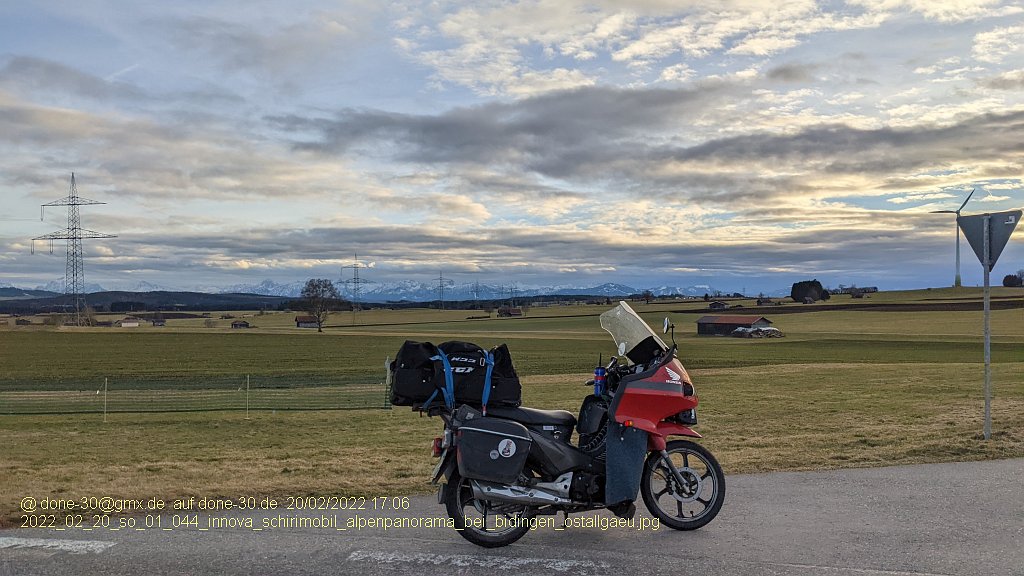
658 450 690 489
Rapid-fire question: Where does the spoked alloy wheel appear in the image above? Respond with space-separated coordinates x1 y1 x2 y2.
640 440 725 530
444 471 532 548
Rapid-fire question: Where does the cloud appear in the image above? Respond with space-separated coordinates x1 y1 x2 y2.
272 82 1024 216
979 69 1024 90
766 63 820 82
973 24 1024 64
395 0 897 97
366 191 492 224
887 192 956 204
850 0 1021 23
976 192 1011 202
159 10 373 83
0 92 375 204
271 83 728 166
0 56 145 102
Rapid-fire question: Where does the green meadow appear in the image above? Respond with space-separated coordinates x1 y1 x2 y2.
1 287 1022 526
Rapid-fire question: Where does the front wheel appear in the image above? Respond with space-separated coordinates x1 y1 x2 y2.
443 470 532 548
640 440 725 530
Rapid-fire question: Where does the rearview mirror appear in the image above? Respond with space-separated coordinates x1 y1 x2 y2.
663 317 672 334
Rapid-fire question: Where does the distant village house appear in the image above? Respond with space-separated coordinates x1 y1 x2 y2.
231 320 250 329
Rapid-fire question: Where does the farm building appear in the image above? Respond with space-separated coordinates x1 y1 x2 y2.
15 318 31 326
696 315 773 336
295 315 318 328
497 307 524 317
708 301 728 310
231 320 250 329
115 317 141 328
150 319 166 327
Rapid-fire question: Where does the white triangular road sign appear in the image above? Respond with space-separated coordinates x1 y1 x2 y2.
957 210 1021 269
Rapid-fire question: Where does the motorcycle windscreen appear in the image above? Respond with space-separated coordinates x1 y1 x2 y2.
604 420 647 506
599 302 668 365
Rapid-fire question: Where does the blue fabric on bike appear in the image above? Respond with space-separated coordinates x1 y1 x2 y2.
605 421 647 505
422 388 440 408
481 351 494 414
430 350 455 408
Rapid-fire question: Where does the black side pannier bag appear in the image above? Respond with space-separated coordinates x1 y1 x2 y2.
389 340 439 406
456 416 532 484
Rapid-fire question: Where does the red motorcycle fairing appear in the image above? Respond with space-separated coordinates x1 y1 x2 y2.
610 358 699 450
649 422 701 451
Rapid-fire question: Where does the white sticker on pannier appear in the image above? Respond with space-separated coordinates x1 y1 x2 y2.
497 438 517 458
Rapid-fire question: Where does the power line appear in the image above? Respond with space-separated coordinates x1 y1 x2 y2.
32 173 116 326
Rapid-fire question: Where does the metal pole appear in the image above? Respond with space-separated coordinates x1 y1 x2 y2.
245 375 250 420
982 216 991 440
955 224 962 287
103 377 108 423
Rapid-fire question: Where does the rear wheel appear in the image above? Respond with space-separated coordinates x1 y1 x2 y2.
444 470 532 548
640 440 725 530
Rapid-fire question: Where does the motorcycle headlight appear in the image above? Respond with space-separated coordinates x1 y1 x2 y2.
674 409 697 425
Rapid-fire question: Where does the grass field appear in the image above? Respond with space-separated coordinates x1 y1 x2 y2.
1 287 1022 527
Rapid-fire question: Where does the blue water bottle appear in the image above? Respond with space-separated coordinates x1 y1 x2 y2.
594 366 607 396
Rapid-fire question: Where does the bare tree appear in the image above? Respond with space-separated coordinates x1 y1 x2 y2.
301 279 341 333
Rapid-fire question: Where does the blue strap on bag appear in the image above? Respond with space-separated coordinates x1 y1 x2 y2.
481 351 495 415
430 349 455 408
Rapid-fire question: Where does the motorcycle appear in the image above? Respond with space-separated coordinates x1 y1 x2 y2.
409 301 725 547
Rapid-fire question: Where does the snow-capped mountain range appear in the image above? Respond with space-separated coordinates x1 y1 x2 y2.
212 280 722 302
7 278 791 302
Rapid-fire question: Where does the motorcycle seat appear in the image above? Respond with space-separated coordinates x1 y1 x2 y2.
486 406 577 428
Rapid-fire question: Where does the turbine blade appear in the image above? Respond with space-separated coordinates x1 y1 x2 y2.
930 210 956 213
958 188 975 211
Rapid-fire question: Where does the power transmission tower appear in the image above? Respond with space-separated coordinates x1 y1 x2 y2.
341 253 373 325
458 280 482 301
437 271 454 310
32 173 116 326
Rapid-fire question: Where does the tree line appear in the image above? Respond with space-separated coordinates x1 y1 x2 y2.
1002 269 1024 287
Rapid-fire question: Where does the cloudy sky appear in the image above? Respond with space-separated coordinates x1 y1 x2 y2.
1 0 1022 294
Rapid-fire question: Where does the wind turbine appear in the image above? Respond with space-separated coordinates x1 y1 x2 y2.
931 188 975 287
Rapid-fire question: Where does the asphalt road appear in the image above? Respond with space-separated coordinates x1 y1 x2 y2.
3 458 1022 576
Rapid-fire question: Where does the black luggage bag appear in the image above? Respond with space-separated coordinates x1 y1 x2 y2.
389 340 521 408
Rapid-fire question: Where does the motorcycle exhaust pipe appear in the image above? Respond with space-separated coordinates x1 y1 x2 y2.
471 480 573 506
